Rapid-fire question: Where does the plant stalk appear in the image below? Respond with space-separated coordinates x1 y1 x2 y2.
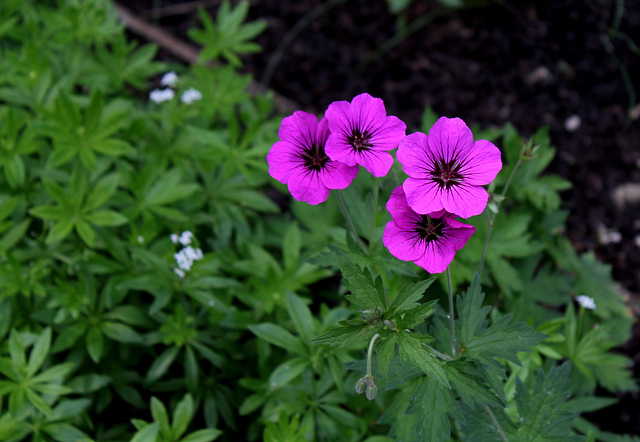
369 181 379 255
484 405 510 442
367 333 381 377
478 158 522 277
336 190 368 255
446 267 457 357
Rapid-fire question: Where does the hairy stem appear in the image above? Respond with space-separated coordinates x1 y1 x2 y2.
367 333 381 376
478 158 522 277
369 181 379 255
484 405 510 442
446 267 457 357
336 190 368 255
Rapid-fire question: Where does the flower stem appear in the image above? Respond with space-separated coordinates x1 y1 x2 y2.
484 405 510 442
336 190 368 255
367 333 381 376
478 158 522 277
368 181 379 255
446 267 457 357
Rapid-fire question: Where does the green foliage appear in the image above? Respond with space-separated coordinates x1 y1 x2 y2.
188 2 267 66
0 1 635 441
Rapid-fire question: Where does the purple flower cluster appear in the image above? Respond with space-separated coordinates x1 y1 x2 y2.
267 93 406 205
266 94 502 273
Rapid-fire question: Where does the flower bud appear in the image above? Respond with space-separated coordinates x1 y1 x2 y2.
365 378 378 401
355 377 367 394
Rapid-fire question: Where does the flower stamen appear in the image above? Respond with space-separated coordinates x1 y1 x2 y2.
347 129 373 152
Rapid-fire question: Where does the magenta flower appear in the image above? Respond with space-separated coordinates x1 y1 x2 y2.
397 116 502 218
324 93 406 177
383 186 475 273
267 111 359 205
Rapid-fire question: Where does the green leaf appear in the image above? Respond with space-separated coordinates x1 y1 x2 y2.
171 394 194 439
30 205 67 220
25 387 53 416
311 323 379 349
406 376 458 441
101 321 142 344
397 332 448 387
397 300 438 329
465 314 547 366
377 335 396 378
27 328 51 378
514 363 580 441
84 173 120 211
146 346 180 383
248 323 307 355
76 220 96 246
67 374 111 393
458 272 492 346
46 219 75 244
390 278 435 313
131 422 159 442
86 326 104 363
144 169 199 206
444 361 502 408
285 292 315 342
268 357 309 390
92 138 135 156
333 248 385 310
151 397 170 435
31 362 75 384
86 210 128 226
180 429 223 442
282 222 301 270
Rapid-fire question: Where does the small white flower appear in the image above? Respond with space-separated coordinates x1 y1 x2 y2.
170 233 179 244
181 88 203 105
575 295 596 310
137 236 144 244
160 71 178 87
174 268 186 278
149 88 175 103
179 231 193 246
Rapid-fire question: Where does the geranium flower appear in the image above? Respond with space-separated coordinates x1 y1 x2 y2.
267 111 359 205
383 186 475 273
397 116 502 218
325 93 406 177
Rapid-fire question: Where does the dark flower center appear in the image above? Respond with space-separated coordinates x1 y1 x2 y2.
302 143 330 171
347 129 373 152
414 215 445 242
430 157 464 189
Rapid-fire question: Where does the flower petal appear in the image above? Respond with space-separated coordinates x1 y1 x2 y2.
357 150 394 177
403 177 445 215
383 220 425 261
369 115 406 151
386 186 422 227
440 183 489 218
413 239 456 274
287 167 330 205
459 139 503 185
267 141 301 184
319 161 359 189
427 117 474 164
397 132 433 178
351 93 387 133
278 111 319 147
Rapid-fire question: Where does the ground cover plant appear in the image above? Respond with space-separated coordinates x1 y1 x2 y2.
0 0 638 441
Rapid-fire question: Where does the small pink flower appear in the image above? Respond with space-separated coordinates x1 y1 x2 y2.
267 111 359 205
325 93 406 177
397 116 502 218
383 186 475 273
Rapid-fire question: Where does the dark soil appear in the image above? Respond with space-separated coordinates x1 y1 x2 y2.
125 0 640 435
